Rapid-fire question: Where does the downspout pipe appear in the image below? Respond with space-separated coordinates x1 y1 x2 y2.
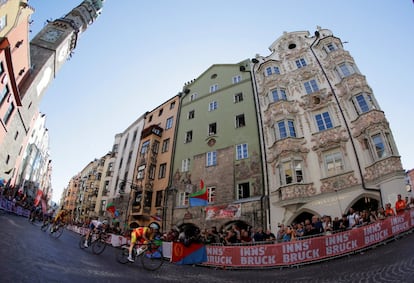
249 59 271 229
310 31 383 208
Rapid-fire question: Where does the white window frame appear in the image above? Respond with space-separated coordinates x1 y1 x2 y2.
237 182 250 199
236 143 248 160
324 151 344 176
165 116 173 129
209 101 218 111
234 92 243 103
206 151 217 167
208 187 216 203
181 158 190 172
190 93 198 101
295 58 307 68
276 119 296 140
314 111 333 131
210 84 219 93
232 75 242 84
178 192 189 207
304 79 319 94
279 160 304 186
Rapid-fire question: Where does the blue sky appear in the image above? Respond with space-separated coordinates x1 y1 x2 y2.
28 0 414 202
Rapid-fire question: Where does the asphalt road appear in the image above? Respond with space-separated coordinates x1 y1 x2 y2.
0 212 413 283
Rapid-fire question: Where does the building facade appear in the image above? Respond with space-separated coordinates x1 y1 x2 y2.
169 59 265 231
129 95 181 230
252 27 406 229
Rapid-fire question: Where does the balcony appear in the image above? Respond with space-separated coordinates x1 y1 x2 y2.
273 182 316 206
320 171 359 193
364 156 404 183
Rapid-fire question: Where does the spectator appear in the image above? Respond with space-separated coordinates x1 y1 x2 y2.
224 229 238 245
332 216 341 232
282 226 294 242
385 203 395 217
264 229 276 242
369 210 378 223
253 227 266 242
377 207 386 220
295 223 304 239
322 215 333 235
310 216 323 235
347 208 360 229
303 219 313 236
276 224 285 242
395 194 406 215
240 229 252 243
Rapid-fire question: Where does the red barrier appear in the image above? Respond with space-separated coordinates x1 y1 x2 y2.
204 210 414 268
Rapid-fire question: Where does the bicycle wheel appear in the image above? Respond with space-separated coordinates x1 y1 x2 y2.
116 246 130 264
92 239 106 255
51 225 64 239
40 222 50 232
140 245 164 271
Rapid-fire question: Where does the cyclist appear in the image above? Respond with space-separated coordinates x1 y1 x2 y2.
127 222 160 262
51 209 67 232
83 219 108 247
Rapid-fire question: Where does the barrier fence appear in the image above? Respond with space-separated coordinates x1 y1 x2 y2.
1 196 413 268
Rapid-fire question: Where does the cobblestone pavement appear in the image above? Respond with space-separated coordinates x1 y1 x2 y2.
0 212 413 283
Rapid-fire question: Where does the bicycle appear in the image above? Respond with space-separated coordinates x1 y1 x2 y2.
49 222 65 239
116 240 164 271
40 219 51 232
79 230 109 255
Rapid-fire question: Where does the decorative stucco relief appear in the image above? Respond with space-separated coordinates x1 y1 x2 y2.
320 171 359 193
280 183 316 201
352 110 388 138
364 156 403 182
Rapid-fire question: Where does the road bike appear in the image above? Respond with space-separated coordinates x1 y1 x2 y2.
116 240 164 271
48 222 65 239
79 229 109 255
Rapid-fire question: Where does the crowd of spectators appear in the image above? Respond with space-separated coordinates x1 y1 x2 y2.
194 195 414 246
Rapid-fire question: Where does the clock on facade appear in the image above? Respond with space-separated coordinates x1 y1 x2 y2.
40 28 63 43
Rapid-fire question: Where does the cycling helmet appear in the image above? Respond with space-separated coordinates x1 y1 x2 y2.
149 222 160 230
102 220 108 225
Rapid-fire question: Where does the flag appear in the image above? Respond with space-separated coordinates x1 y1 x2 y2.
106 202 116 215
189 179 208 207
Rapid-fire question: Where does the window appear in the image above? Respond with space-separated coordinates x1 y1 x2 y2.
236 143 248 160
1 84 9 105
315 112 333 131
158 108 163 116
149 164 156 179
3 102 14 125
270 88 287 102
279 160 303 185
152 140 159 154
304 79 319 94
140 140 150 155
209 101 218 111
325 43 338 53
236 114 245 128
185 131 192 143
353 93 376 114
237 182 250 199
295 58 307 68
166 116 173 129
188 110 195 119
325 152 344 175
208 187 216 203
181 158 190 172
161 138 170 153
0 62 4 75
190 93 198 101
209 123 217 135
206 151 217 167
137 165 145 179
170 101 175 109
158 163 167 178
232 75 241 84
148 115 153 122
265 66 280 76
276 120 296 139
155 191 163 207
234 92 243 103
371 134 387 159
337 62 357 78
210 84 219 93
178 192 189 206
